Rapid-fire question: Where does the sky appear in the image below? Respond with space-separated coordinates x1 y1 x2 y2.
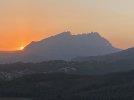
0 0 134 50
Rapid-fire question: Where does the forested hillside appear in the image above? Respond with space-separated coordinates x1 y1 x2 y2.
0 72 134 100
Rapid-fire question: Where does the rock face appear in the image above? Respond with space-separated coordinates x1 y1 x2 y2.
0 31 121 63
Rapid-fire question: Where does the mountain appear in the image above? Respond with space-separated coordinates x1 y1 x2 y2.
0 31 120 63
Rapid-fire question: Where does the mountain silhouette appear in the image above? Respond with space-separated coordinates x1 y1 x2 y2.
0 31 120 63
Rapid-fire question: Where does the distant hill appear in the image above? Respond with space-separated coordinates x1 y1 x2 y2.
0 49 134 79
73 47 134 62
0 31 120 63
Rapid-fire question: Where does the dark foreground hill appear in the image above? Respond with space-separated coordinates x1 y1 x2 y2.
0 31 120 63
0 72 134 100
0 44 132 100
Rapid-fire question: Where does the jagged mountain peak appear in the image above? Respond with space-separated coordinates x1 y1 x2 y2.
26 31 102 48
89 32 101 37
56 31 101 37
23 31 120 60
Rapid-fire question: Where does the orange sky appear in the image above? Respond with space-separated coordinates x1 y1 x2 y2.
0 0 134 51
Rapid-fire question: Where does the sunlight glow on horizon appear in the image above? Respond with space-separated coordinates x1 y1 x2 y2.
0 0 134 50
19 46 24 50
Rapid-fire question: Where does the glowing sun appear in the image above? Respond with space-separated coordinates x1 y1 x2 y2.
20 46 24 50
